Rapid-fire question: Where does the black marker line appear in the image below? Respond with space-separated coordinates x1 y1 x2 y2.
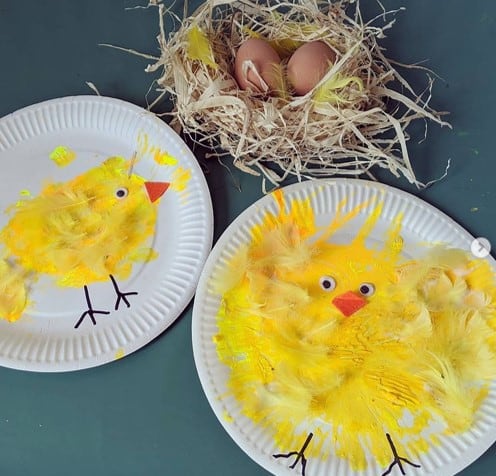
273 432 313 476
74 285 110 329
382 433 421 476
109 274 138 311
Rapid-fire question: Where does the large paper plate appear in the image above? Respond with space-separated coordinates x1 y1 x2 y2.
0 96 213 372
192 179 496 476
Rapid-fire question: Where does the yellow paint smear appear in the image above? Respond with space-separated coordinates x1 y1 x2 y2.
136 132 190 197
115 348 125 360
137 132 178 167
222 410 234 423
49 146 76 167
154 150 178 166
170 166 191 192
213 189 496 470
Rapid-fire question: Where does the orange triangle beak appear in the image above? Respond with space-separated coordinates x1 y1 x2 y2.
332 291 367 317
145 181 170 203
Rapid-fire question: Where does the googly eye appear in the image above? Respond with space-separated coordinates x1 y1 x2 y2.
319 276 336 291
359 283 375 297
115 188 128 199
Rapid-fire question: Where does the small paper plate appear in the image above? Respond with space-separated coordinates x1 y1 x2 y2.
0 96 213 372
192 179 496 476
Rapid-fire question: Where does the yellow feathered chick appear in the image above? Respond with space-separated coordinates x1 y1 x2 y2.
0 156 169 324
214 189 496 473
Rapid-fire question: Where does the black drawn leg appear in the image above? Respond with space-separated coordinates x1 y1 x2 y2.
109 274 138 311
273 433 313 476
382 433 421 476
74 285 111 329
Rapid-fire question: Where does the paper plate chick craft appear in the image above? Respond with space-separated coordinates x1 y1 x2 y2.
0 155 170 328
213 189 496 475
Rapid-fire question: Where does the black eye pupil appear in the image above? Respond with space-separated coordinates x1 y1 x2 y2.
116 189 126 197
319 276 336 291
360 285 370 294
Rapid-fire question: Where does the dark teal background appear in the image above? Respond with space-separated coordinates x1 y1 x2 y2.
0 1 494 475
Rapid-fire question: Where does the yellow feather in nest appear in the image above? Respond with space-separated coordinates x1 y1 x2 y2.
313 72 364 105
214 189 496 471
186 25 218 70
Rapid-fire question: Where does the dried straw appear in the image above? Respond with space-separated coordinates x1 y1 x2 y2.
142 0 450 187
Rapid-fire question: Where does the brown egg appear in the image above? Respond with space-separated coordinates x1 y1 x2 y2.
287 41 336 95
234 38 282 94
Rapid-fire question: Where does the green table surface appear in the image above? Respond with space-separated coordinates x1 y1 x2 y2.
0 0 495 475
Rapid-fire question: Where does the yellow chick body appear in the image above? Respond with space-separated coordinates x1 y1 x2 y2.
214 190 496 471
0 156 169 322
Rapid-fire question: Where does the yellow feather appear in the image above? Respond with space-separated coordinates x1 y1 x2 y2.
266 62 289 100
211 245 248 295
0 259 29 322
421 353 476 433
421 272 468 309
313 73 364 105
187 25 217 69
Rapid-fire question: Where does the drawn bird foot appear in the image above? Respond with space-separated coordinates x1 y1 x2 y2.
382 433 421 476
74 285 110 329
109 274 138 311
74 276 139 329
273 433 313 476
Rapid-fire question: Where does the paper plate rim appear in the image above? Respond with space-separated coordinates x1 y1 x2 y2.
192 178 495 476
0 95 214 372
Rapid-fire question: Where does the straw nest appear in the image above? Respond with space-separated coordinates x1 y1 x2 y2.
143 0 450 188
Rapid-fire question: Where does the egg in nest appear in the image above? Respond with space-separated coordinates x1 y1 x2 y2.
234 38 336 97
234 38 282 93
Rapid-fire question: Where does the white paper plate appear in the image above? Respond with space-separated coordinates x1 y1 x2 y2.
192 179 496 476
0 96 213 372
